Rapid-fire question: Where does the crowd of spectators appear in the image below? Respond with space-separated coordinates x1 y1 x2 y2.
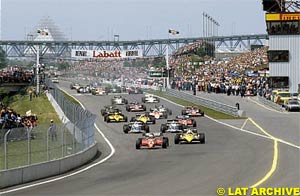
0 66 34 84
168 46 269 97
0 104 38 129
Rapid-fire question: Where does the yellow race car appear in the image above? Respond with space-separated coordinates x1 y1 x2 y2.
104 112 128 123
130 113 156 124
174 129 205 144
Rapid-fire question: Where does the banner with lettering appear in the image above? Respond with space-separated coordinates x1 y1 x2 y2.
71 49 143 59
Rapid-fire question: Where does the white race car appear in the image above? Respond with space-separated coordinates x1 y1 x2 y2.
111 96 128 105
142 94 160 103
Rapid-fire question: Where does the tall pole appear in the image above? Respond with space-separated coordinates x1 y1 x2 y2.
166 43 169 89
36 45 40 94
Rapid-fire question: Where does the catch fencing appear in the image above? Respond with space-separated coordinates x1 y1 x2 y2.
0 80 96 170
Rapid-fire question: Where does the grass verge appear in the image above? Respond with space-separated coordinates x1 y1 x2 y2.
147 90 245 119
0 90 80 170
62 91 80 105
9 93 60 125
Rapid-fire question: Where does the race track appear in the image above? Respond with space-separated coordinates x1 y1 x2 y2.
2 81 299 196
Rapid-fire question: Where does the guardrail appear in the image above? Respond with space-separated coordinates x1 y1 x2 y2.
164 89 239 116
257 96 284 112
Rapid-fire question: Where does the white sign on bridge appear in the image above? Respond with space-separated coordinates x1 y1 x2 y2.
71 49 143 59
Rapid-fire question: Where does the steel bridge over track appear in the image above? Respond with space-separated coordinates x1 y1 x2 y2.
0 34 268 59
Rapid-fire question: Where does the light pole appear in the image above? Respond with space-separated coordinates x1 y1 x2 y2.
35 28 49 94
166 29 179 89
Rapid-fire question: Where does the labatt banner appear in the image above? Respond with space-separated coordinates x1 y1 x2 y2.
71 49 143 59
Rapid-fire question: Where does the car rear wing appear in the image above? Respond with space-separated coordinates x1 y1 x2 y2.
166 119 179 123
143 132 163 137
183 129 198 133
176 115 190 119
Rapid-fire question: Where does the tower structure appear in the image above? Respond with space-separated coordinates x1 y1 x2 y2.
263 0 300 92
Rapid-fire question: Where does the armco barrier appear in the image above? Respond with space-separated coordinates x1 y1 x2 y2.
257 96 284 112
164 89 239 116
0 143 97 189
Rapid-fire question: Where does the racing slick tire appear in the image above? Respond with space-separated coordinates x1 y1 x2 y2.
142 105 146 111
182 110 187 115
101 109 105 116
168 109 172 115
174 134 180 144
160 124 167 133
201 111 205 116
124 116 128 122
199 133 205 144
123 125 130 134
145 125 150 133
130 117 136 122
126 105 130 112
162 138 168 148
163 112 168 119
192 120 197 127
142 97 146 103
150 117 156 124
136 138 142 149
163 137 169 147
156 98 160 103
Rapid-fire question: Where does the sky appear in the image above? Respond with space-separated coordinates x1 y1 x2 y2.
1 0 267 41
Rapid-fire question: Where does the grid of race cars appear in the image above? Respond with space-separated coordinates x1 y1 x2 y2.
101 93 206 150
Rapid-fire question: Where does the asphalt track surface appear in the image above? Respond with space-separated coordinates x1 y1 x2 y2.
2 81 299 196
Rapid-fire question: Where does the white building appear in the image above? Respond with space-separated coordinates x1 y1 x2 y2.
266 13 300 93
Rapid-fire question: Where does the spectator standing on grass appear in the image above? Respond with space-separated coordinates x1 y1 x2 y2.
49 119 57 141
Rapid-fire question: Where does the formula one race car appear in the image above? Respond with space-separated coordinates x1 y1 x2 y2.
149 108 168 119
77 86 91 94
100 105 119 116
128 87 143 94
123 121 150 134
160 120 184 133
126 102 146 112
174 129 205 144
136 133 169 149
181 106 204 117
105 86 122 94
70 83 81 90
111 96 128 105
130 113 156 124
151 105 172 115
92 87 107 95
175 115 197 127
142 94 160 103
104 111 128 123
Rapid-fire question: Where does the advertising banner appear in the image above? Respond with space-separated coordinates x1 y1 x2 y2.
71 49 143 59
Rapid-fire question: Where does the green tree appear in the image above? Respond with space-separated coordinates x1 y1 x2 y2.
0 47 8 69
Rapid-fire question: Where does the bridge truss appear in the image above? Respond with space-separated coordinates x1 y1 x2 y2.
0 34 268 59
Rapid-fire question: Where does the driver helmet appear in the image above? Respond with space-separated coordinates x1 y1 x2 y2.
186 129 193 134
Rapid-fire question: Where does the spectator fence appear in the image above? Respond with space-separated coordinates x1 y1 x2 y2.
0 80 96 170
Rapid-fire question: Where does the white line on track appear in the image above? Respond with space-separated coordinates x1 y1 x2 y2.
247 97 287 114
0 89 116 195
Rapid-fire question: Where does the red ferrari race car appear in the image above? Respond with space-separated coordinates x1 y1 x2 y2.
175 115 197 127
181 106 204 117
136 133 169 149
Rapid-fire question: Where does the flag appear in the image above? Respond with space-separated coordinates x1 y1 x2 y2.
168 29 179 35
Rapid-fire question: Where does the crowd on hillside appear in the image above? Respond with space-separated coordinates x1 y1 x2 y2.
0 104 38 129
168 46 269 97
